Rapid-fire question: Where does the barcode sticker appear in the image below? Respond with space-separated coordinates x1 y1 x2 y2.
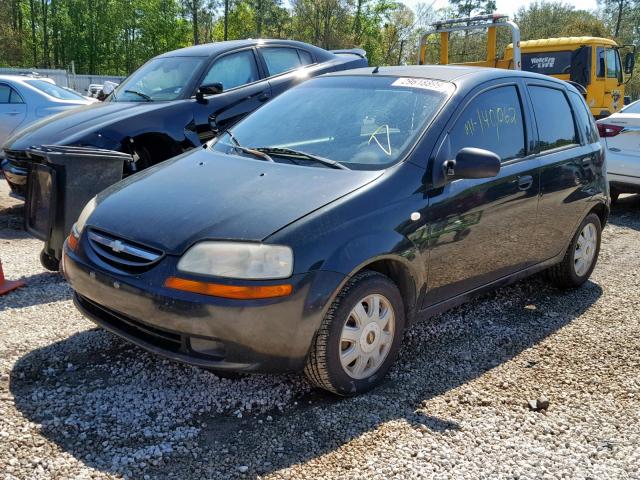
391 77 449 91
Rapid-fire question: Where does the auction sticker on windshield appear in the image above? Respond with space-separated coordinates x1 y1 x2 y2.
391 77 451 91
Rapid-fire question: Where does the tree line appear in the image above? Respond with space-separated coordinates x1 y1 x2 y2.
1 0 639 95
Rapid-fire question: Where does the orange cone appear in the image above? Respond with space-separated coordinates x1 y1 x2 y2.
0 258 24 295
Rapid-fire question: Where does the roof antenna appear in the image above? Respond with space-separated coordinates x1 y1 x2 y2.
372 66 379 74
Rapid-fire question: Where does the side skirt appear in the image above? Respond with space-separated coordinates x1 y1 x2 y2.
416 250 565 322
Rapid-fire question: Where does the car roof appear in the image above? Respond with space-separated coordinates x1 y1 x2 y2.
157 39 331 58
0 74 42 83
326 65 569 87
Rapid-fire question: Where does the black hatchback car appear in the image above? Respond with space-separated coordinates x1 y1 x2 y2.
62 66 608 395
1 39 367 197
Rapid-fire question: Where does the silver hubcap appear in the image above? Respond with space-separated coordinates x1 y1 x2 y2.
574 223 597 277
340 294 395 380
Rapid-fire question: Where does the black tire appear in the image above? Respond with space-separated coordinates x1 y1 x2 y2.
610 190 620 205
545 213 602 289
40 249 60 272
304 270 405 396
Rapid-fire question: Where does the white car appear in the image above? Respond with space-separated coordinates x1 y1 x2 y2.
0 75 95 151
597 100 640 201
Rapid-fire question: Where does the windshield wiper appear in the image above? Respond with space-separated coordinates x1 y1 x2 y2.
123 89 152 102
253 147 350 170
226 131 274 162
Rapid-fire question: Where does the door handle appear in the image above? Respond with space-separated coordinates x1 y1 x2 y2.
517 175 534 191
258 92 271 102
4 111 20 116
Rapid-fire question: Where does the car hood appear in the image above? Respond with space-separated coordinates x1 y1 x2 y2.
89 149 382 254
4 100 180 150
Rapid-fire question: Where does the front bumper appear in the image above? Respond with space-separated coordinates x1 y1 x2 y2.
63 243 345 373
1 157 28 199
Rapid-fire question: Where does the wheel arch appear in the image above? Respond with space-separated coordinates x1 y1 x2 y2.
588 201 609 228
335 254 421 326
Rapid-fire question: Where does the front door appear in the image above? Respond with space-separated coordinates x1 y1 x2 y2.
193 48 271 143
423 82 540 307
595 46 623 116
0 83 27 145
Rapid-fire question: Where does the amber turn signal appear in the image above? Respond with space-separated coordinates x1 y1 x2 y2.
67 233 79 252
164 277 293 299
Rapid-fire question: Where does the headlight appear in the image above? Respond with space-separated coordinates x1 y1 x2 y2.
177 242 293 280
73 197 97 237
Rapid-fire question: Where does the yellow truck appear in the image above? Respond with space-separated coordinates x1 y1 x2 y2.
418 14 636 118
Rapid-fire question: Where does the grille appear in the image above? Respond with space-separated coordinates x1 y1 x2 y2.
88 229 163 273
77 294 184 352
76 294 225 359
4 149 29 168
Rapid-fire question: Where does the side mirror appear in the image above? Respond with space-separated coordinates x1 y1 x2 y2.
624 52 635 75
196 82 223 103
443 147 501 180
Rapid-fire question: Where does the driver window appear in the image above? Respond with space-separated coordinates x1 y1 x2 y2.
605 48 620 79
449 86 526 162
202 50 260 91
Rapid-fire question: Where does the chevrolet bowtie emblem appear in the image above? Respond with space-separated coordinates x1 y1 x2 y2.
110 240 125 253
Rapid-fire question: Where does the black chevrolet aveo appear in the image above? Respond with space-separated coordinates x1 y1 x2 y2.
62 66 608 396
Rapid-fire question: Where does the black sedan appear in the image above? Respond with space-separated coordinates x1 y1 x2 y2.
62 66 608 395
1 39 367 197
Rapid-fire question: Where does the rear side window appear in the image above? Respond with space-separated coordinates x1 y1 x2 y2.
202 50 260 90
522 51 572 75
0 84 23 104
622 101 640 113
569 91 599 144
529 86 578 151
298 49 314 65
262 47 304 76
449 85 526 162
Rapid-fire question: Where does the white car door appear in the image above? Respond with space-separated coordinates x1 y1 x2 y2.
0 83 27 146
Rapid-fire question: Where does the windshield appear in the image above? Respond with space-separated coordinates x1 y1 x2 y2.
211 76 451 170
113 56 206 102
26 80 86 100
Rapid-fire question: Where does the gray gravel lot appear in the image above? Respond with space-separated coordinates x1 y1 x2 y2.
1 178 639 479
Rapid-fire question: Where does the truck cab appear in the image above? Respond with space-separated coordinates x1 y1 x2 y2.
505 37 630 118
419 14 636 119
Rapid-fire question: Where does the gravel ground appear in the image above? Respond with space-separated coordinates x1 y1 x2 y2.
1 177 639 479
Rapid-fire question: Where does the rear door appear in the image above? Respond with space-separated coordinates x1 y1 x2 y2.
525 82 599 263
257 46 316 96
193 48 271 142
424 80 541 306
0 83 27 144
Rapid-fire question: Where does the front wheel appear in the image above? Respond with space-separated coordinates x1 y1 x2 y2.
40 249 60 272
304 271 405 396
545 213 602 288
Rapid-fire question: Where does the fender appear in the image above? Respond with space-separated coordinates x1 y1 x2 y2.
318 231 426 324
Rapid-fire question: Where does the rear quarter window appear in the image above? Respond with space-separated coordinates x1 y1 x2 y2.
569 91 599 144
528 85 579 152
449 85 526 162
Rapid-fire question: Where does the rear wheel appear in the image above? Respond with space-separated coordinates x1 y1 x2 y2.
546 213 602 288
304 271 405 396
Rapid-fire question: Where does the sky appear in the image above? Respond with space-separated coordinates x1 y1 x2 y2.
401 0 599 17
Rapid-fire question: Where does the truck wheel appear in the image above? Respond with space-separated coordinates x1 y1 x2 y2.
545 213 602 289
304 271 405 396
40 249 60 272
